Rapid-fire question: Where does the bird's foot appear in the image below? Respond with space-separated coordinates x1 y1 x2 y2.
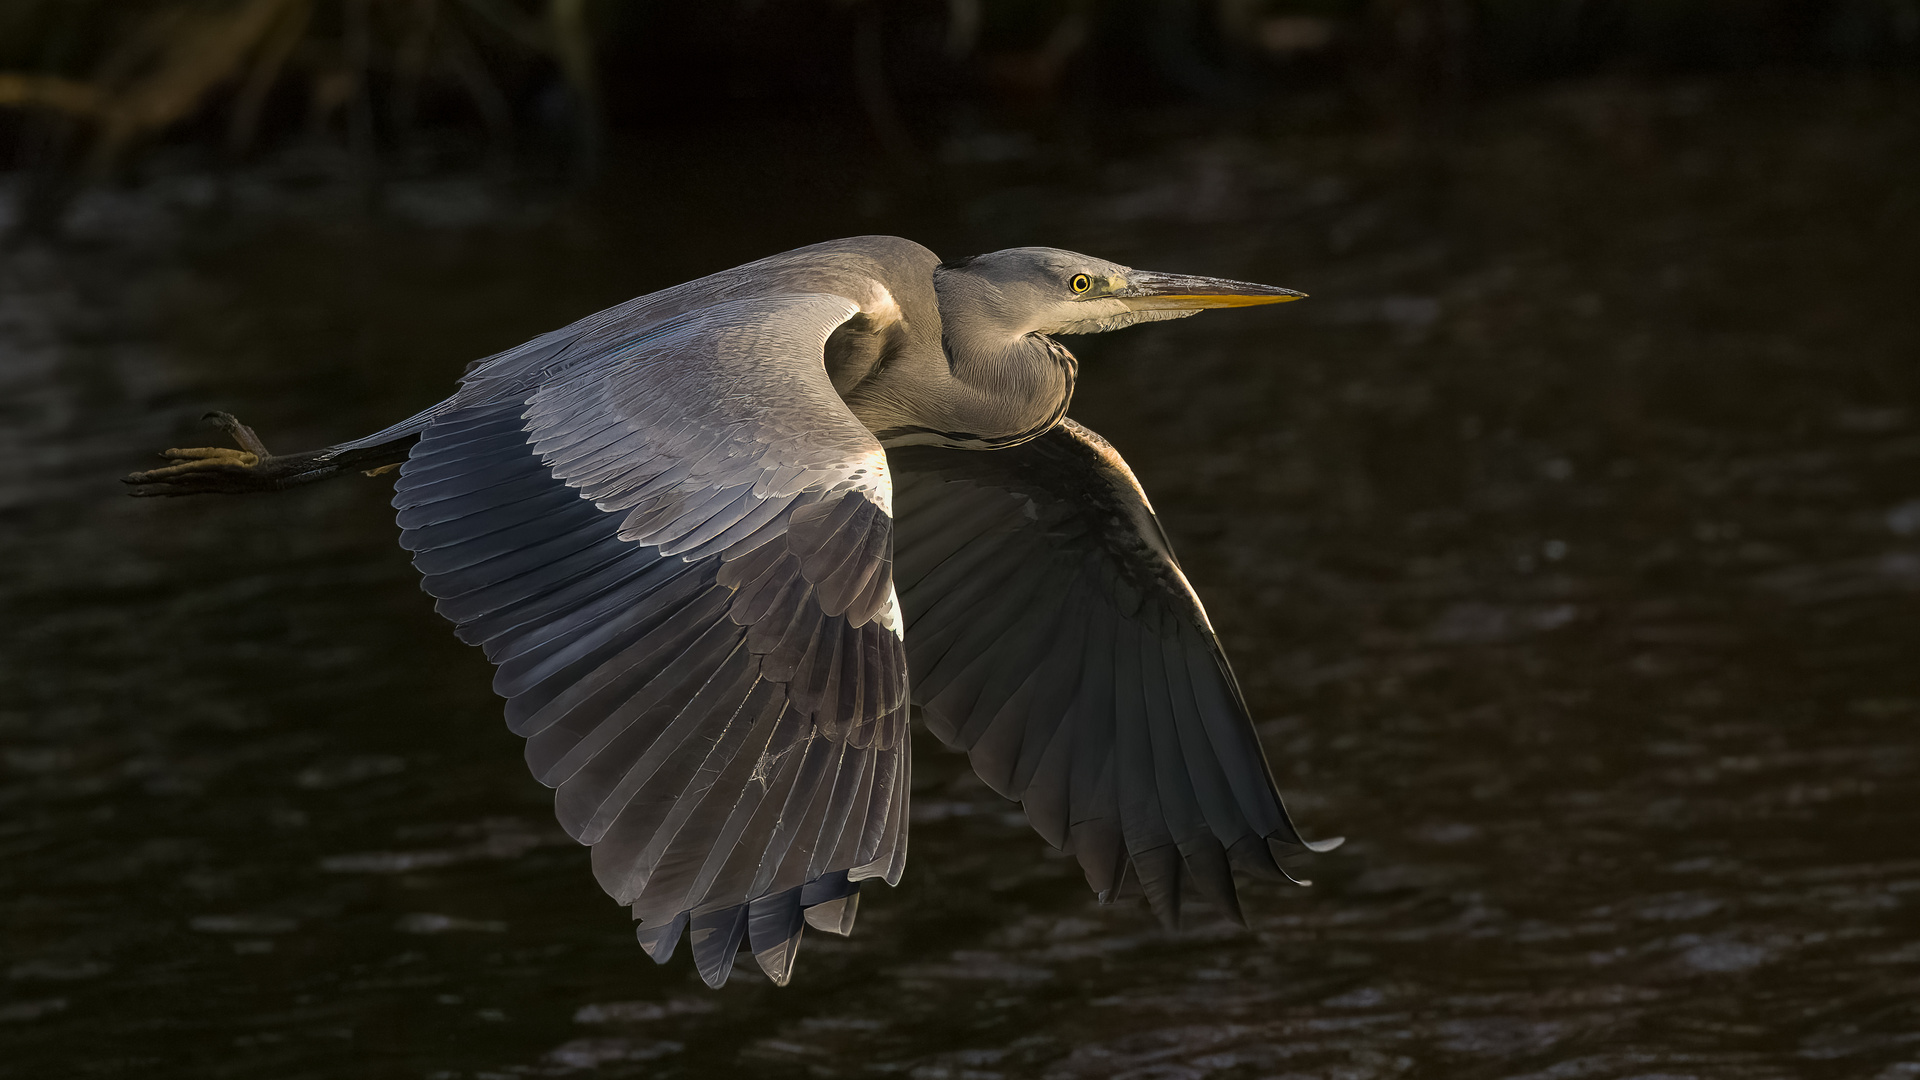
124 412 315 497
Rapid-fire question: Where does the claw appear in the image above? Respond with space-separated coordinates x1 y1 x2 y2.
202 411 272 458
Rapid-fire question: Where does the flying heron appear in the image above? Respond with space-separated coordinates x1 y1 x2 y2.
125 236 1341 988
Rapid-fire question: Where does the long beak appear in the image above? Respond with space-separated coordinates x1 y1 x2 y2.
1113 270 1306 310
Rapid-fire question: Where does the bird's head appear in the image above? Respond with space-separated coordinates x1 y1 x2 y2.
933 246 1304 339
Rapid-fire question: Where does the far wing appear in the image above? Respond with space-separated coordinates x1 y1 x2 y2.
394 294 908 987
889 419 1337 928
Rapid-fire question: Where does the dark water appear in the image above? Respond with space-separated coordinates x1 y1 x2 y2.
4 76 1918 1079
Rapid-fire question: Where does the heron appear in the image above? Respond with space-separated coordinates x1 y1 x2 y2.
125 236 1341 988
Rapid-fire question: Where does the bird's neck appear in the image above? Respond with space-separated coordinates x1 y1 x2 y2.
851 318 1076 449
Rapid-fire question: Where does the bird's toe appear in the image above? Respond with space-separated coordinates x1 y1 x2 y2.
123 446 266 495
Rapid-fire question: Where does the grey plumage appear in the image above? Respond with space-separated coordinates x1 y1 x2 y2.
125 235 1335 987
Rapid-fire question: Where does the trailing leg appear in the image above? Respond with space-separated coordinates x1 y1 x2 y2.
123 411 414 497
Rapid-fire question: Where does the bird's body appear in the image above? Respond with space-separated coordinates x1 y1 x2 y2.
127 235 1337 988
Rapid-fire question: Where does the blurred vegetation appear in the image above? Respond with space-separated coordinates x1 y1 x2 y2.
0 0 1915 230
0 0 596 170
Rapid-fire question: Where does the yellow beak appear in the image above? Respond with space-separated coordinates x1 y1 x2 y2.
1113 270 1307 311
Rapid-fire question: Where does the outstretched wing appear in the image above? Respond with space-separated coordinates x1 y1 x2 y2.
889 419 1337 928
394 294 909 987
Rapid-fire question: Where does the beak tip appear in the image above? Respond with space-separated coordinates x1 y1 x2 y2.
1237 289 1308 308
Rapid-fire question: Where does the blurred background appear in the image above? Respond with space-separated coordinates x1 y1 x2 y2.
1 2 1918 1078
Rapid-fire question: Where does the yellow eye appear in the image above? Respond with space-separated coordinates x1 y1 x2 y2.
1070 274 1092 294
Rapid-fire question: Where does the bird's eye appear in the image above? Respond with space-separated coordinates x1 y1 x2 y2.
1070 274 1092 294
